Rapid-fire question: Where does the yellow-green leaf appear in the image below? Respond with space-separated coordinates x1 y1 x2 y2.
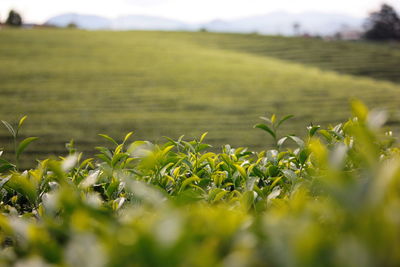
17 137 39 160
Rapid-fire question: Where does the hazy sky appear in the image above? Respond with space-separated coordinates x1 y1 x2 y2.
1 0 399 23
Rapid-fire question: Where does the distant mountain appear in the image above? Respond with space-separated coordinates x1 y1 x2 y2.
46 13 112 30
45 13 192 31
202 19 232 32
111 15 190 30
203 12 364 35
45 12 364 35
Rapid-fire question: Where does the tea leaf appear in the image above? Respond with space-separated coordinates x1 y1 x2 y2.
277 114 294 128
16 137 39 160
1 120 16 137
98 134 118 146
254 124 276 139
18 115 27 130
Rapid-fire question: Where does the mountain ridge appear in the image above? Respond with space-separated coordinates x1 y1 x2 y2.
45 12 364 35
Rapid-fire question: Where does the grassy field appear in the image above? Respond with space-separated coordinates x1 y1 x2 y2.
1 29 400 165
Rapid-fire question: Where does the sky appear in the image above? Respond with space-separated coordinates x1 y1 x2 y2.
1 0 400 24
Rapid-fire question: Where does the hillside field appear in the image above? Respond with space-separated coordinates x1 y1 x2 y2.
0 29 400 166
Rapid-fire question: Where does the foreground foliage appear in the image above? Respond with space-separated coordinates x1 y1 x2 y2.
1 101 400 266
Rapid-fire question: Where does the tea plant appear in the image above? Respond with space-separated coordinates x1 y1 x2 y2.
1 116 38 171
0 101 399 266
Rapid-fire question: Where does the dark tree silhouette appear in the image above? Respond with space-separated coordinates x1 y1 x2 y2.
364 4 400 41
67 22 77 28
293 22 301 36
5 10 23 27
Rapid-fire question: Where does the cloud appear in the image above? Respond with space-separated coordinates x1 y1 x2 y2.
124 0 167 7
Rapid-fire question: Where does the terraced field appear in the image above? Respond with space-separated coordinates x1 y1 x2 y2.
190 32 400 83
0 29 400 166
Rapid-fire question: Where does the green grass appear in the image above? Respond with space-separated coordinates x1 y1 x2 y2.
0 29 400 166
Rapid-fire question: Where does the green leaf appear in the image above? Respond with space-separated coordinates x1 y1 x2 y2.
79 158 94 169
199 152 215 163
351 99 368 122
123 131 134 144
180 176 201 191
254 124 276 139
271 114 276 124
0 158 11 165
160 162 174 177
160 145 175 158
199 132 208 143
0 163 15 173
182 141 195 153
252 167 266 179
299 149 310 165
1 120 16 137
111 153 129 168
267 165 280 177
207 188 222 201
114 144 124 155
282 169 297 183
6 174 37 204
287 135 305 148
270 176 282 188
308 125 321 137
259 116 272 123
267 188 281 202
16 137 39 160
197 143 212 152
106 178 120 199
96 154 112 165
277 151 288 161
329 130 344 140
241 191 256 210
98 134 118 146
277 115 294 128
234 164 247 178
277 137 288 147
213 190 228 202
18 115 27 130
246 177 258 191
79 170 100 189
319 130 333 143
95 146 113 159
0 176 11 189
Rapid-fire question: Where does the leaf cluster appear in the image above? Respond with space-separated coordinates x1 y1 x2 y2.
0 101 400 266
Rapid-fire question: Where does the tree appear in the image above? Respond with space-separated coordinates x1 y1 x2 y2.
5 10 22 27
293 22 301 36
67 22 77 28
364 4 400 41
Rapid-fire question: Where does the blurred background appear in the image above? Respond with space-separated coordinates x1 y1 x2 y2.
0 0 400 167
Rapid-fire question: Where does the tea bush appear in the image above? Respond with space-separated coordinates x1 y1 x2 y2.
1 100 400 266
